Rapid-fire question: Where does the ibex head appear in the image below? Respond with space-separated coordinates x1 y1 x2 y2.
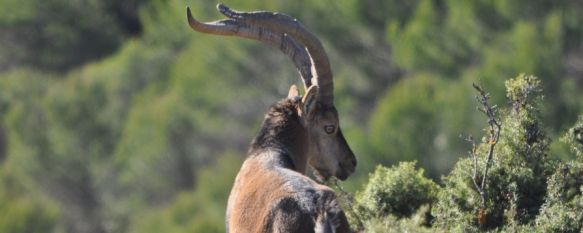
186 4 356 181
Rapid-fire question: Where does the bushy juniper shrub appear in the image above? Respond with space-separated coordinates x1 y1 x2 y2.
351 75 583 232
353 162 438 222
561 116 583 159
534 161 583 232
433 75 556 230
359 206 442 233
534 121 583 232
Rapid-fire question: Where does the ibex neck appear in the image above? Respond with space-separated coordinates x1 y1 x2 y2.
249 99 309 174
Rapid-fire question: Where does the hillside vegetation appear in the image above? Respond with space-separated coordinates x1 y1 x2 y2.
0 0 582 232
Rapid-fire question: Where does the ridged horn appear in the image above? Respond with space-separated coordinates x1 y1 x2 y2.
187 6 313 91
216 3 334 106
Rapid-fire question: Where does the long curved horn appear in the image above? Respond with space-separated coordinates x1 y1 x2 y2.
216 4 334 106
187 7 314 90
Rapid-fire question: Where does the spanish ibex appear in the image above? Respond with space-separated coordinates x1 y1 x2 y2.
187 4 357 233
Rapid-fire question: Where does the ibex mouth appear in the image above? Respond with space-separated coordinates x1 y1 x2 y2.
335 169 351 181
312 167 351 182
312 168 331 183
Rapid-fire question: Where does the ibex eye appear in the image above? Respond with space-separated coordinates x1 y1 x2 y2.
324 125 336 134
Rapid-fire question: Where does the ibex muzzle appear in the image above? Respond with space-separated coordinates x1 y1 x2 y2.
304 104 356 181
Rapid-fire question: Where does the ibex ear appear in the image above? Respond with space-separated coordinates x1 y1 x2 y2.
301 85 319 119
288 85 300 98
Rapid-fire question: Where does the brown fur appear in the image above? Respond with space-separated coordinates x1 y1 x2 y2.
226 97 352 233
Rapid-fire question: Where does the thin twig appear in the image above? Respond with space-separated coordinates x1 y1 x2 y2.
468 83 502 209
465 135 482 196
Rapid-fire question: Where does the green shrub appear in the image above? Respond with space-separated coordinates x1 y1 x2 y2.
561 116 583 159
0 167 59 233
534 131 583 233
357 75 582 232
360 206 440 233
354 162 438 220
433 75 555 231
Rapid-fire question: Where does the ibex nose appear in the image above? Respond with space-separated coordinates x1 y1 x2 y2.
348 157 357 173
341 154 357 174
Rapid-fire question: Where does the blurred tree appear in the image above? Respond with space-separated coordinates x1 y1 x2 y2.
0 0 152 72
0 125 5 163
368 74 442 177
128 152 241 233
0 166 59 233
103 0 149 36
535 161 583 232
367 74 476 178
356 0 419 30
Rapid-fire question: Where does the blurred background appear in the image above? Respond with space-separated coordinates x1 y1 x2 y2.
0 0 582 232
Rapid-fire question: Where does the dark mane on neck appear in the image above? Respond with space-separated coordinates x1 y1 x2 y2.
249 97 302 156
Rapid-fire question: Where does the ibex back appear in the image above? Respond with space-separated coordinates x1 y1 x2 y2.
187 4 357 233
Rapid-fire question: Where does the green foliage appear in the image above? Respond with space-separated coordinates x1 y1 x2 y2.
367 74 478 179
359 206 440 233
0 191 58 233
388 0 444 73
383 0 577 131
434 75 555 230
350 162 438 233
0 0 150 71
387 0 481 75
346 162 439 232
534 161 583 232
354 162 438 222
561 116 583 159
505 74 543 108
0 166 58 233
129 153 241 233
355 0 419 30
533 119 583 232
132 192 224 233
369 75 443 166
361 75 581 232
